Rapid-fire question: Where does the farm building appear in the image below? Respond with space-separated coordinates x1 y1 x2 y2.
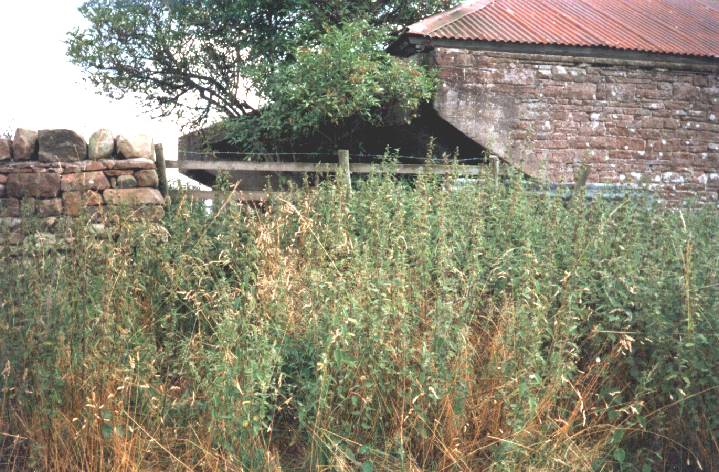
389 0 719 203
179 0 719 203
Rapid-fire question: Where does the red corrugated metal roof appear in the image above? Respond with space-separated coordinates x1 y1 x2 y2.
406 0 719 59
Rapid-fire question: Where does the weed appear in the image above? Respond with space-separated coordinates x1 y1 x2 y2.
1 166 717 470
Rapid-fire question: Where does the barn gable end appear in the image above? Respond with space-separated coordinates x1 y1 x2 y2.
394 0 719 203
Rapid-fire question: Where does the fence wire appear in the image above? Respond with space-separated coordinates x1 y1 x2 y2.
177 149 488 163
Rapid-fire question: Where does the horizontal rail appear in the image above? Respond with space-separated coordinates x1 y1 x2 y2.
167 160 482 175
352 163 481 175
173 190 282 202
169 160 336 172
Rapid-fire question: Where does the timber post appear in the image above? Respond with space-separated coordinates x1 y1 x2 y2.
155 143 169 197
337 149 351 191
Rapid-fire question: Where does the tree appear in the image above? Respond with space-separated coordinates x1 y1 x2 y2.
224 20 437 150
67 0 457 130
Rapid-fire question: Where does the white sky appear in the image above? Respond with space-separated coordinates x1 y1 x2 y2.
0 0 205 187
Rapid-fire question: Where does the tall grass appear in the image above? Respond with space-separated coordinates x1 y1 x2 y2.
1 167 718 471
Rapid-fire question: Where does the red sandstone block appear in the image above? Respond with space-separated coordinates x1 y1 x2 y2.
438 68 461 81
470 54 498 67
563 83 596 100
100 158 155 170
607 126 637 138
61 171 111 192
639 117 664 129
664 119 681 129
597 83 636 101
135 170 159 188
63 191 103 217
553 122 580 133
568 137 591 149
551 111 572 120
103 188 163 206
579 123 608 136
104 170 134 177
6 172 61 198
510 131 531 141
649 139 684 152
0 162 63 173
607 150 638 160
638 129 663 140
36 198 63 217
590 136 623 150
545 150 576 162
541 140 570 150
673 83 700 100
693 76 711 87
113 158 155 170
515 121 534 130
61 161 107 173
540 85 566 98
0 198 20 217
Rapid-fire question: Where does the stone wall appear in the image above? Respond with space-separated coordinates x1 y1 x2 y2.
430 48 719 204
0 129 164 245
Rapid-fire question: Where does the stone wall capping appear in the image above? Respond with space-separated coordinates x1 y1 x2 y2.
12 129 38 161
38 129 87 163
0 139 12 161
116 134 154 160
88 129 115 160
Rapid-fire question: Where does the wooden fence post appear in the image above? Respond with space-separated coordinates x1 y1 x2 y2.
155 143 168 197
337 149 351 190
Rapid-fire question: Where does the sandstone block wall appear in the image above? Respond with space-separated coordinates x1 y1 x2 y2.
0 129 164 245
430 48 719 204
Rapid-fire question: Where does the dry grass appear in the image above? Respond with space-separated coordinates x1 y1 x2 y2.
1 168 717 470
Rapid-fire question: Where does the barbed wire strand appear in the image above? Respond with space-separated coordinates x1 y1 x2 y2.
177 149 487 163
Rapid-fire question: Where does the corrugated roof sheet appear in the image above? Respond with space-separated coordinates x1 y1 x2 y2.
406 0 719 59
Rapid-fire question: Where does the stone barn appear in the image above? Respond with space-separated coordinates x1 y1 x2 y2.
390 0 719 203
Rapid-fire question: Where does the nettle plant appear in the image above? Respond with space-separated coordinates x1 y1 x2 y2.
1 165 718 471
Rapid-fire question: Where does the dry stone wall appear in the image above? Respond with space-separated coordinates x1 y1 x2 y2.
430 48 719 204
0 129 164 245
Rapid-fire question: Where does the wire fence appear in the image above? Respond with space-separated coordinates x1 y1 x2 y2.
176 149 489 163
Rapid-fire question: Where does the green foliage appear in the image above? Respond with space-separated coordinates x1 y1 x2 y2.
1 168 718 471
225 21 438 150
67 0 455 126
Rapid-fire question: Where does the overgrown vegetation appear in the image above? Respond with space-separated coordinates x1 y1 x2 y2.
1 167 718 471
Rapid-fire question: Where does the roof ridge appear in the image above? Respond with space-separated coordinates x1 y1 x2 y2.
408 0 495 36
